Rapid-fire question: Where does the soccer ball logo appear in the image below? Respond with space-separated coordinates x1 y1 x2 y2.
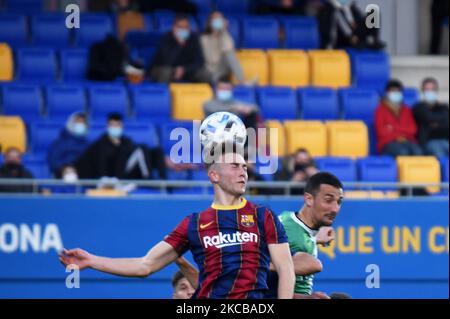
199 112 247 149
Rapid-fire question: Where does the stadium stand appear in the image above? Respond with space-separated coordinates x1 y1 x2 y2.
315 157 357 183
298 87 339 120
0 13 28 47
281 17 320 50
308 50 351 88
0 116 27 153
17 48 57 82
397 156 441 193
31 13 70 48
326 121 369 158
284 120 327 156
88 85 129 120
46 84 87 120
268 50 310 88
129 84 171 122
234 50 269 85
60 48 89 82
2 84 42 123
74 14 114 47
170 83 213 121
257 86 298 120
265 120 286 157
0 43 13 81
242 16 279 49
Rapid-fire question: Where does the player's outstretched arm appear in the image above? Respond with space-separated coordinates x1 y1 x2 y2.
268 243 295 299
175 257 199 289
59 241 179 278
292 252 323 275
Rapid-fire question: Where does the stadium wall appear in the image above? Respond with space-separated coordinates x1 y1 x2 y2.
0 196 448 299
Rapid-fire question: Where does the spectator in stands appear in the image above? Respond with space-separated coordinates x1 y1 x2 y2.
47 112 90 178
429 0 449 55
149 14 212 84
137 0 198 15
0 147 33 193
172 271 195 299
203 78 261 132
75 113 167 180
318 0 385 50
201 11 245 85
374 80 422 157
413 78 449 158
253 0 306 15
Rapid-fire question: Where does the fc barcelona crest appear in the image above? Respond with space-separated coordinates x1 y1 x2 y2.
241 215 255 227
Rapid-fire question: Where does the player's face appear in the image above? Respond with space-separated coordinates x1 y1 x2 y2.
310 184 344 226
215 153 248 196
173 277 195 299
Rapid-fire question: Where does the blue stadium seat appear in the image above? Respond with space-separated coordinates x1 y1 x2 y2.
46 85 87 120
350 51 390 93
298 87 339 120
0 13 28 47
155 15 198 33
440 157 449 182
130 84 171 122
17 48 57 82
281 17 320 49
31 13 70 48
233 85 257 105
74 14 114 47
315 157 357 183
357 156 397 185
60 48 89 82
23 158 51 179
242 16 279 49
216 0 250 13
159 121 194 157
4 0 44 14
258 86 298 120
191 168 209 181
2 84 42 122
339 88 379 124
189 0 213 13
88 85 129 120
403 87 420 108
167 169 191 181
125 122 159 148
30 122 63 155
86 122 106 143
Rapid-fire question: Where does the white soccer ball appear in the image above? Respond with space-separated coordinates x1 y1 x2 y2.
199 112 247 149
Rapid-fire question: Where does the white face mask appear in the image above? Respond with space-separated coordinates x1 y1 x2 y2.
63 172 78 183
423 91 438 104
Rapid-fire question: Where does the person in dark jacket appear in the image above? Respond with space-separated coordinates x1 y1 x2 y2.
413 77 449 158
0 147 33 193
318 0 385 50
149 14 212 84
47 112 90 178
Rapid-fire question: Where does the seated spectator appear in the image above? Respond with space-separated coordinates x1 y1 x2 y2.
47 112 90 178
75 113 167 180
318 0 385 50
201 11 245 85
137 0 198 15
171 271 195 299
203 78 261 132
413 77 449 158
253 0 306 15
0 147 33 193
375 80 422 157
149 14 212 84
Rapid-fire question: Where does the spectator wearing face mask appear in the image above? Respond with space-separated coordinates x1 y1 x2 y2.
200 11 245 85
149 14 212 84
374 80 422 157
0 147 33 193
47 112 90 178
413 78 449 158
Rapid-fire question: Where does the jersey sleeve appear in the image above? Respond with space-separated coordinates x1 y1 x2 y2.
164 215 191 255
264 209 288 245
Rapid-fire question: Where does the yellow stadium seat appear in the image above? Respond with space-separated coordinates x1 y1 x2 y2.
344 191 387 199
0 43 13 81
308 50 351 88
267 50 309 88
284 121 327 156
86 189 127 197
117 11 145 41
326 121 368 158
234 50 269 85
397 156 441 193
170 84 213 121
265 120 286 157
0 116 26 153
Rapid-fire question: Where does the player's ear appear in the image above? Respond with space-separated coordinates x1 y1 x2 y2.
208 168 219 183
304 192 314 207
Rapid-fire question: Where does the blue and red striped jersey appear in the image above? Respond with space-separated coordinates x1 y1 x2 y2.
164 198 288 299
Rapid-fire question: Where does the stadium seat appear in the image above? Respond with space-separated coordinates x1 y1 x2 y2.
88 85 129 120
0 116 27 153
17 48 57 82
233 85 257 104
242 17 279 49
159 121 194 156
315 157 357 183
46 85 87 120
74 14 114 47
155 15 198 33
344 191 387 199
234 50 269 85
22 157 50 179
281 17 320 50
339 88 379 124
124 123 159 148
284 121 327 156
440 157 449 183
60 48 89 81
298 87 339 120
308 50 351 88
357 156 397 185
403 87 420 108
130 84 171 122
4 0 44 14
31 13 70 48
30 122 63 155
0 13 28 47
267 50 309 88
2 84 42 122
189 0 214 13
397 156 441 193
216 0 250 13
350 51 390 92
117 11 145 41
0 43 13 81
326 121 369 158
86 122 106 143
265 120 286 157
257 86 298 120
170 84 213 121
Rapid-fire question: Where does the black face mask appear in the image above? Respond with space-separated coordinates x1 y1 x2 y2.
3 163 24 176
294 164 308 172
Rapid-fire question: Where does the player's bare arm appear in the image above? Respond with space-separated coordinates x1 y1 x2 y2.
175 256 199 289
269 252 322 276
268 243 295 299
316 226 336 246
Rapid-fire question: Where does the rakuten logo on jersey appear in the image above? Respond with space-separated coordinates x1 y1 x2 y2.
203 231 258 249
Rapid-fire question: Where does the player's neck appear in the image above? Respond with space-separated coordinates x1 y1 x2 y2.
213 191 243 208
297 208 318 230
